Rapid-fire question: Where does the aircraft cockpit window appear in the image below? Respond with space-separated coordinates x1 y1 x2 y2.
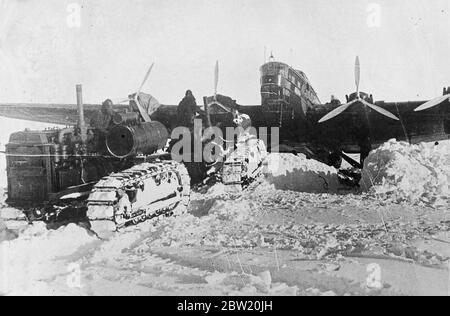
261 85 280 97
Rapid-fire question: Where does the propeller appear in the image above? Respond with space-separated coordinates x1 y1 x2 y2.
207 61 232 113
414 92 450 112
318 57 399 123
113 63 155 104
112 63 156 121
113 97 132 104
355 56 360 94
214 60 219 99
131 63 154 122
137 62 154 97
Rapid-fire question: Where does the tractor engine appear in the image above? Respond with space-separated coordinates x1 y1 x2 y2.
1 84 191 234
5 127 112 205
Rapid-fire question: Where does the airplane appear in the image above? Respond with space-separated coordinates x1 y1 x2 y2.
1 57 449 171
202 56 450 169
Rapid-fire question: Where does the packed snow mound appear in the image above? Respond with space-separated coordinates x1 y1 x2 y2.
0 223 96 295
362 139 450 207
263 153 343 193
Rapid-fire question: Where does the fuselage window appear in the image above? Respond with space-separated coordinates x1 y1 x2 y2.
283 88 290 102
261 85 279 96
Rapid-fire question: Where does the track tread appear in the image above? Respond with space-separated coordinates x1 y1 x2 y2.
222 137 267 192
87 160 191 235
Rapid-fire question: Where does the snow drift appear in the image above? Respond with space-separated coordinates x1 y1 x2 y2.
263 153 343 193
362 139 450 207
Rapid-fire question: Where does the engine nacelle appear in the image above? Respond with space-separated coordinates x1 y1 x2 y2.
106 121 168 158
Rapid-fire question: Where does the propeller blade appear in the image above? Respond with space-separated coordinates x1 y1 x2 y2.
414 94 450 112
318 100 357 123
355 56 360 94
214 60 219 96
209 100 232 113
116 98 131 104
361 100 399 121
131 63 154 123
136 62 154 96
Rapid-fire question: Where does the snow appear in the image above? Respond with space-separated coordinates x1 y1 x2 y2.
362 139 450 207
0 210 302 295
263 153 343 193
205 270 298 295
0 137 449 295
0 223 97 295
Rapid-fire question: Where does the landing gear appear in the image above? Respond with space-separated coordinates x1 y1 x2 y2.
359 138 372 166
315 148 343 169
327 151 343 169
338 168 362 187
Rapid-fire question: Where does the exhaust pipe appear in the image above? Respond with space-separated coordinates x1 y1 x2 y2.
76 84 87 145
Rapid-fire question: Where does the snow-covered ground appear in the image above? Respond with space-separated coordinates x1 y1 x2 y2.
0 121 449 296
264 153 345 194
362 139 450 207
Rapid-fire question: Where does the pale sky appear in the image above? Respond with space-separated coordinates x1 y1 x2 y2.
0 0 450 105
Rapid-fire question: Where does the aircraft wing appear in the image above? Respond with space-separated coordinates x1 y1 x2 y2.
370 100 450 144
0 103 129 126
0 103 99 126
312 99 450 152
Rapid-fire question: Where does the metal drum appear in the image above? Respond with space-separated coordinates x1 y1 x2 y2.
112 112 140 125
106 121 168 158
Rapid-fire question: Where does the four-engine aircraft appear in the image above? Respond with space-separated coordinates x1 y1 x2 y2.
0 57 449 170
203 56 450 168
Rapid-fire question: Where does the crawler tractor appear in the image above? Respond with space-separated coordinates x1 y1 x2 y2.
0 63 269 236
2 85 190 237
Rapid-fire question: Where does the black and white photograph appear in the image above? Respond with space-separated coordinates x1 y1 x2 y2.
0 0 449 299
